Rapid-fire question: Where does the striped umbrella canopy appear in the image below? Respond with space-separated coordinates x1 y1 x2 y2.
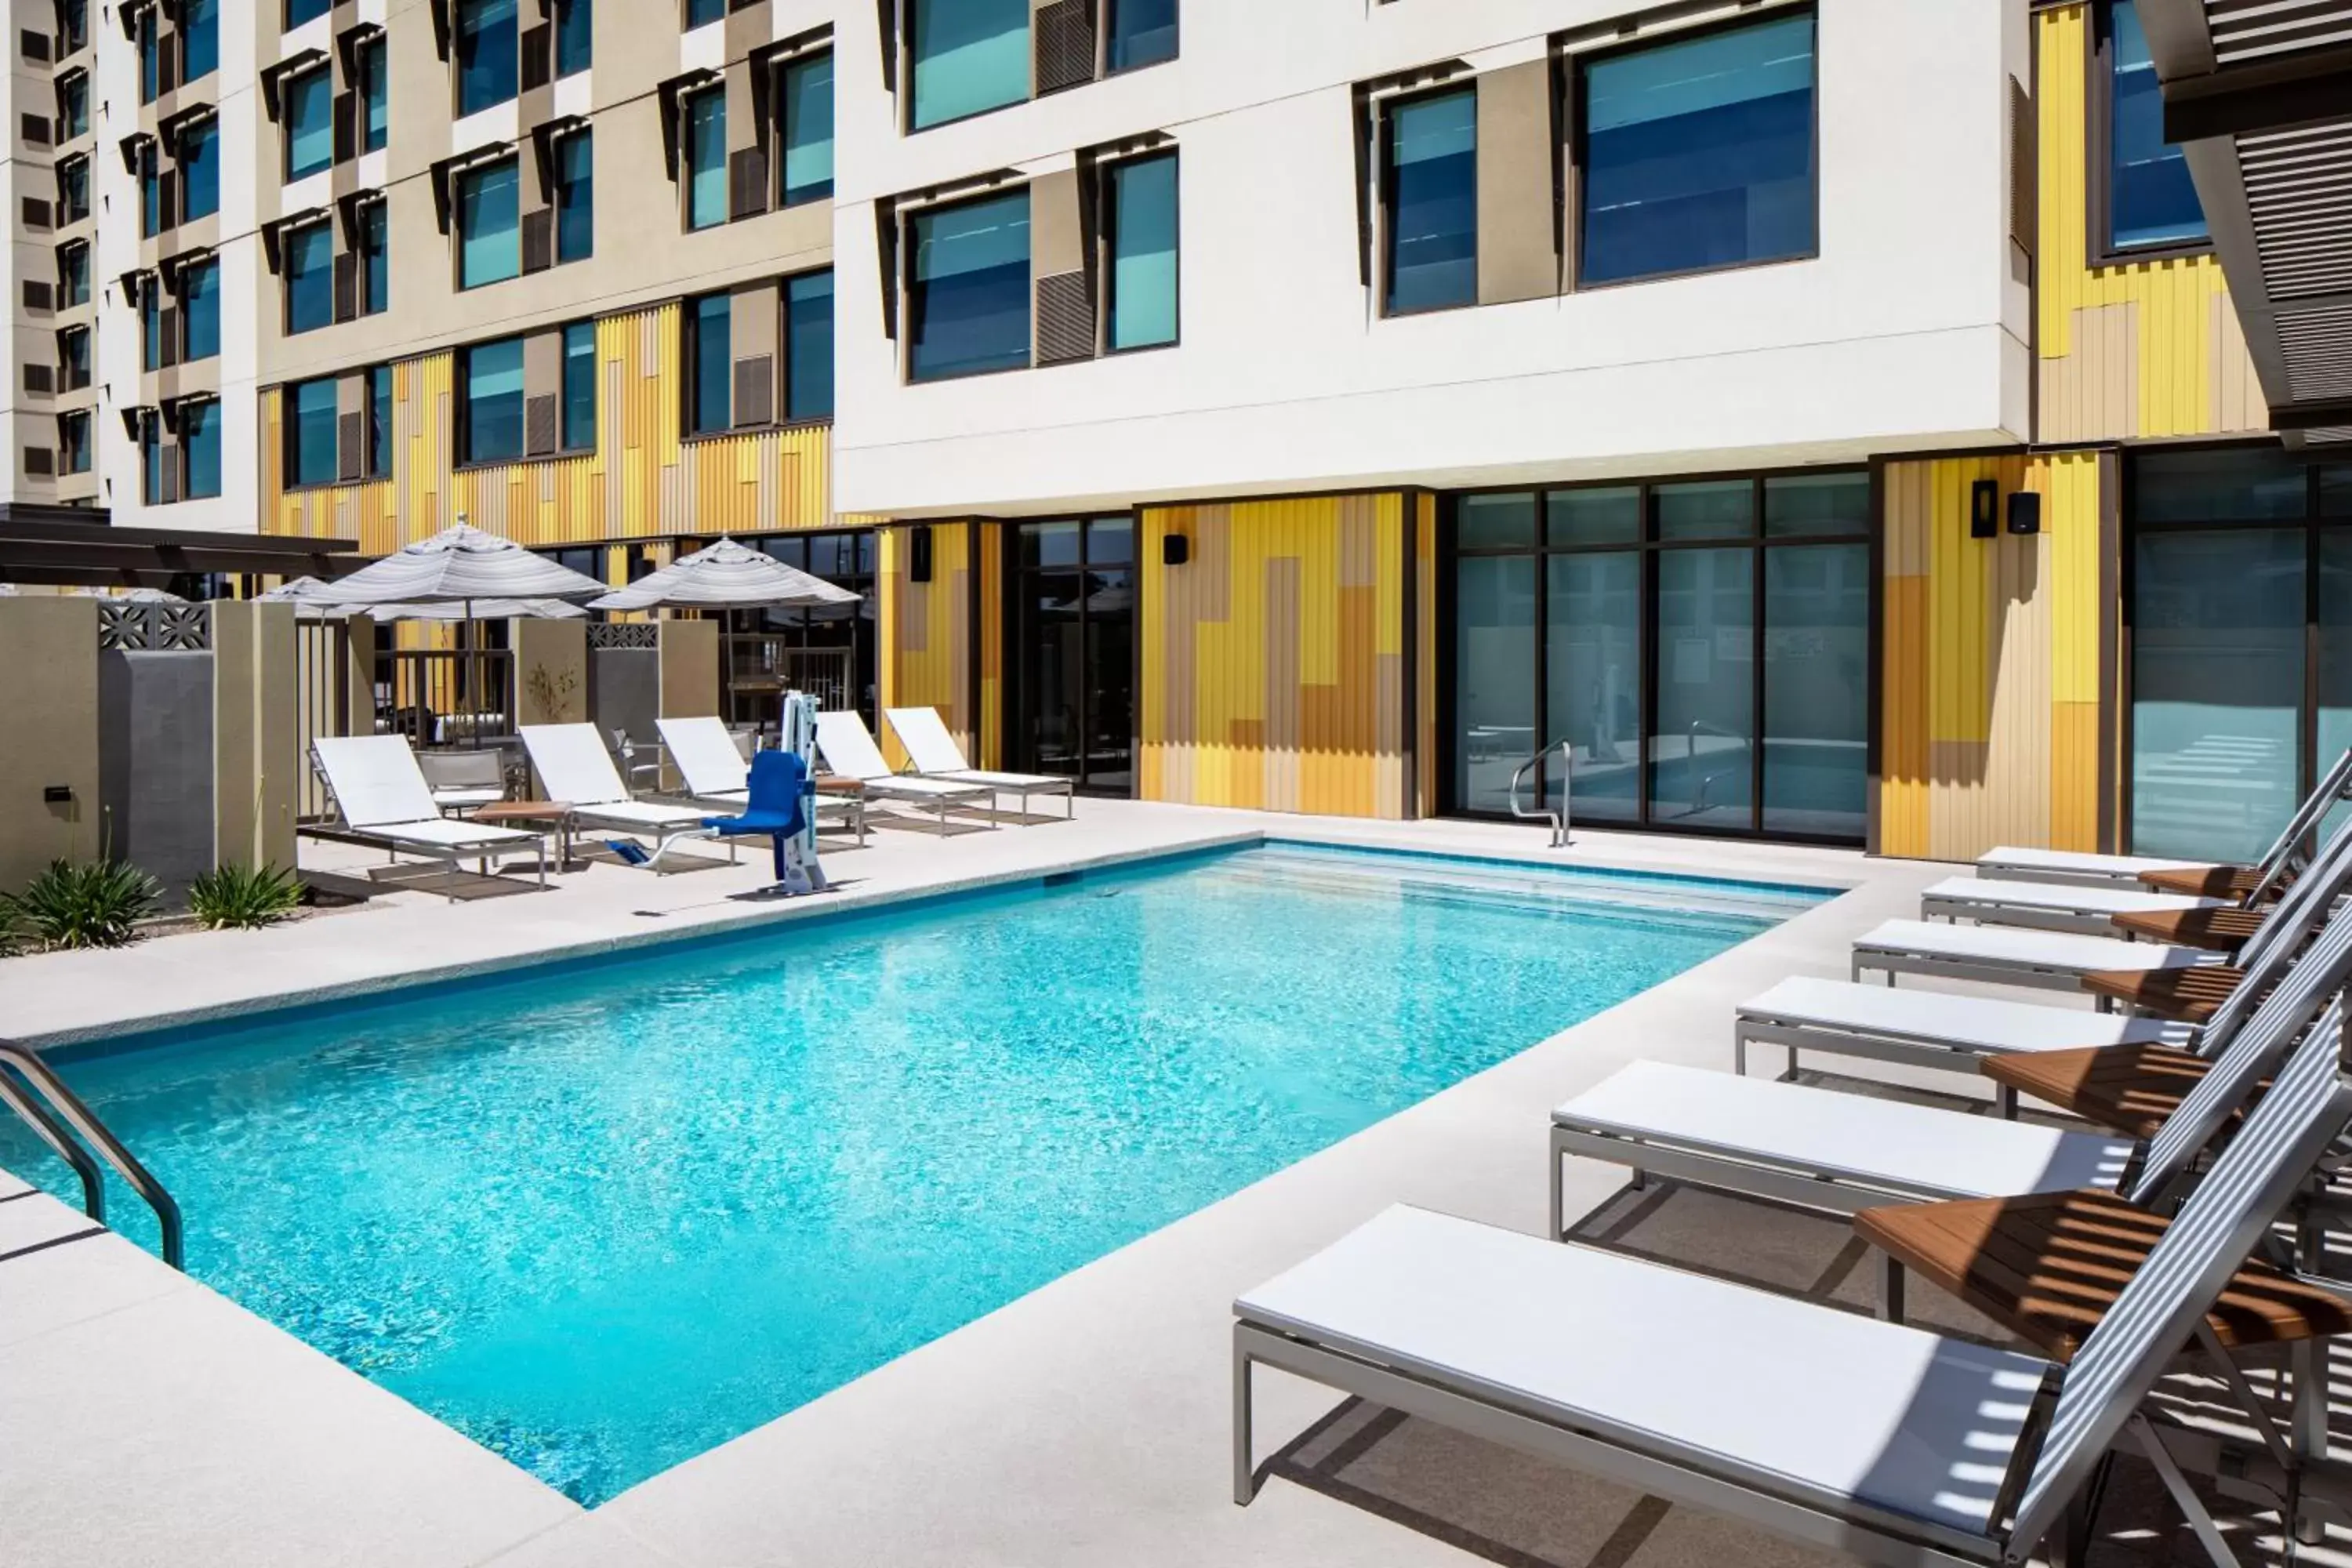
259 579 587 622
310 521 609 607
589 537 860 612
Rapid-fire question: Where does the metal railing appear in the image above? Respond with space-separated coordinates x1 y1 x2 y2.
0 1041 183 1269
1686 719 1751 820
723 639 858 728
380 648 514 747
1508 739 1574 848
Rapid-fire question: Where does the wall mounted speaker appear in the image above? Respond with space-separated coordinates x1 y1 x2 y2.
2007 492 2042 535
1162 533 1189 566
909 524 933 583
1969 478 1999 539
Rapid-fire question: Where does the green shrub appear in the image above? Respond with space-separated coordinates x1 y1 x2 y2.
187 862 303 931
3 858 161 950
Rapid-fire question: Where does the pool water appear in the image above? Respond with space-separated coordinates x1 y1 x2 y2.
3 844 1816 1504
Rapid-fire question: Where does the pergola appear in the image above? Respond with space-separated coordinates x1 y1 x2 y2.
2139 0 2352 446
0 507 359 590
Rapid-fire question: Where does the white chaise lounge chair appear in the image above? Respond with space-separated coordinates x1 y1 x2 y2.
813 710 996 833
518 724 722 870
1976 746 2352 895
308 735 550 902
1918 876 2221 936
883 706 1074 821
413 747 506 815
655 714 867 846
1236 1014 2352 1568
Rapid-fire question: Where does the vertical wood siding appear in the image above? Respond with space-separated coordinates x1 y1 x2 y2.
877 521 977 768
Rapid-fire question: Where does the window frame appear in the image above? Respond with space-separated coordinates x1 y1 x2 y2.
453 0 521 118
180 0 218 85
56 408 91 476
358 34 389 153
1104 0 1178 78
285 0 332 29
2085 0 2214 267
357 197 390 315
281 217 335 335
139 409 167 503
1100 147 1180 354
177 396 223 499
554 129 593 263
778 46 834 209
554 0 590 78
560 320 597 453
366 365 393 478
281 375 339 489
56 323 90 390
56 68 88 140
455 154 523 290
901 185 1035 384
281 62 334 180
178 256 222 362
178 115 220 222
904 0 1031 134
56 151 89 223
1377 82 1479 318
682 290 732 436
784 267 833 424
681 85 727 230
457 336 527 465
56 239 88 307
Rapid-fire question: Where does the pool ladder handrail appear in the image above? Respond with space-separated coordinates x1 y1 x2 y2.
1508 739 1573 848
0 1040 183 1270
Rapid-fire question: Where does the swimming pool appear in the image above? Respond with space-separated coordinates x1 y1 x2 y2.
2 842 1820 1504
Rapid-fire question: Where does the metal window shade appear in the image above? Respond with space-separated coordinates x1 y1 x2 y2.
158 307 179 368
1035 269 1094 365
155 450 178 503
1034 0 1094 96
333 90 355 162
525 393 559 456
732 355 775 426
20 30 47 63
521 207 553 272
22 198 47 228
521 24 551 91
2009 77 2035 256
157 171 176 231
24 364 50 393
22 112 48 145
332 250 357 321
729 147 768 220
25 447 51 476
155 40 175 96
338 412 365 479
22 281 49 310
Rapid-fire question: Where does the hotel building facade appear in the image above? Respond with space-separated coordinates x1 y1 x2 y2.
61 0 2343 866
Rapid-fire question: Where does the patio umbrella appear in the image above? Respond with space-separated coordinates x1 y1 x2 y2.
257 575 350 619
372 597 588 622
587 537 860 612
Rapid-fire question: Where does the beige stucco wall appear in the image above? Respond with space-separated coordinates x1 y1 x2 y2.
656 620 720 791
0 599 100 892
514 619 589 727
212 601 300 874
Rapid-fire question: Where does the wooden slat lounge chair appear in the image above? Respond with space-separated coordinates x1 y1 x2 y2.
2110 905 2269 952
2140 864 2271 902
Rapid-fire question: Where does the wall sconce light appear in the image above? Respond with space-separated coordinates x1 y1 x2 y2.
1162 534 1190 567
1969 479 1999 540
909 524 933 584
2007 492 2042 535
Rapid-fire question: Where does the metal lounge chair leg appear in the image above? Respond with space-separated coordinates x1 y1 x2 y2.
2130 1414 2247 1568
1877 1253 1905 1323
1232 1334 1257 1506
1733 1028 1747 1077
1785 1044 1799 1081
1548 1131 1565 1240
1998 1083 2018 1118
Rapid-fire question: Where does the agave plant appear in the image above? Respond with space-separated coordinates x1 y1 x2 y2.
3 858 161 951
187 862 304 931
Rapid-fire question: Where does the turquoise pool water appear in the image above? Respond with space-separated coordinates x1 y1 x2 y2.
2 844 1818 1504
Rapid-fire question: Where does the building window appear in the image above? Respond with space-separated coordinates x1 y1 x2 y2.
462 337 524 462
1106 0 1176 74
684 88 725 229
181 0 217 82
285 376 337 486
140 279 162 370
286 0 332 27
555 131 593 262
180 400 221 499
180 118 219 221
56 154 87 223
782 50 833 207
1382 89 1475 314
1580 11 1817 288
561 321 596 451
684 0 723 26
909 0 1027 131
138 5 158 102
1105 151 1178 350
139 143 162 235
555 0 590 77
786 270 833 421
456 0 517 116
359 199 389 314
285 64 333 180
58 0 85 55
56 241 87 307
687 293 729 433
907 189 1031 382
182 258 220 361
368 365 393 477
57 410 89 474
457 157 521 288
140 412 167 502
56 71 87 140
58 325 89 390
2102 0 2208 254
358 35 388 152
284 220 333 332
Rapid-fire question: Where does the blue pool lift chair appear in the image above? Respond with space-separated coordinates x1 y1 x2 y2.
704 749 828 895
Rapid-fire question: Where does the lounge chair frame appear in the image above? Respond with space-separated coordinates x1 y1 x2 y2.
814 710 998 833
306 738 551 903
883 706 1075 822
653 715 869 847
519 724 728 872
1919 878 2217 937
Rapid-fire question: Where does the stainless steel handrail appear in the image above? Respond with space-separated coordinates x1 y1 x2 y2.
1508 739 1573 848
0 1042 183 1270
1685 718 1750 819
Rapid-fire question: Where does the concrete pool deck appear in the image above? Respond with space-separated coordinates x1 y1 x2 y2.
0 800 2293 1566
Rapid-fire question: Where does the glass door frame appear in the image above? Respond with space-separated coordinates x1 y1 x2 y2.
1436 464 1879 846
2120 441 2352 855
1001 514 1142 797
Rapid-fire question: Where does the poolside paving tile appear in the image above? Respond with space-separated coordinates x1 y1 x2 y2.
476 1513 683 1568
0 1223 192 1348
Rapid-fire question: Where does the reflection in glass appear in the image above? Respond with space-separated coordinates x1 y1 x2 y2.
1763 544 1867 836
1764 472 1870 536
2321 534 2352 846
909 191 1032 381
1546 553 1640 823
1651 548 1753 829
1454 555 1536 814
1384 89 1477 314
910 0 1028 130
2108 0 2207 251
1457 492 1537 549
1548 488 1639 546
1656 480 1751 540
1021 569 1085 779
2132 528 2304 862
1087 568 1135 789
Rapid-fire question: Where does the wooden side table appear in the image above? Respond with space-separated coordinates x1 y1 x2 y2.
473 800 579 869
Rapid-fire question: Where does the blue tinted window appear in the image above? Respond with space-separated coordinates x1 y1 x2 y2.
142 281 162 370
457 0 518 115
286 379 337 486
685 0 723 24
909 190 1031 381
143 415 166 501
285 0 332 25
285 222 332 332
1107 0 1176 73
2108 0 2207 251
465 339 525 462
369 365 393 477
1384 89 1475 314
180 120 219 220
1581 13 1817 286
183 260 220 360
685 89 725 229
183 401 221 499
556 132 593 261
59 327 87 385
58 156 86 221
138 8 158 102
360 201 388 313
910 0 1026 130
782 52 833 206
562 322 597 450
1108 152 1178 350
786 270 833 422
59 73 86 138
59 243 88 307
60 412 90 474
458 158 521 288
182 0 218 82
285 66 332 179
555 0 590 77
139 146 161 235
689 294 730 433
59 0 85 53
361 38 388 151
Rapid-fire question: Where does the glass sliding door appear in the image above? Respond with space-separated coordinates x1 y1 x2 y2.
1545 553 1640 823
1651 548 1754 831
1454 555 1536 813
1763 543 1869 837
1012 518 1134 793
2321 532 2352 845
